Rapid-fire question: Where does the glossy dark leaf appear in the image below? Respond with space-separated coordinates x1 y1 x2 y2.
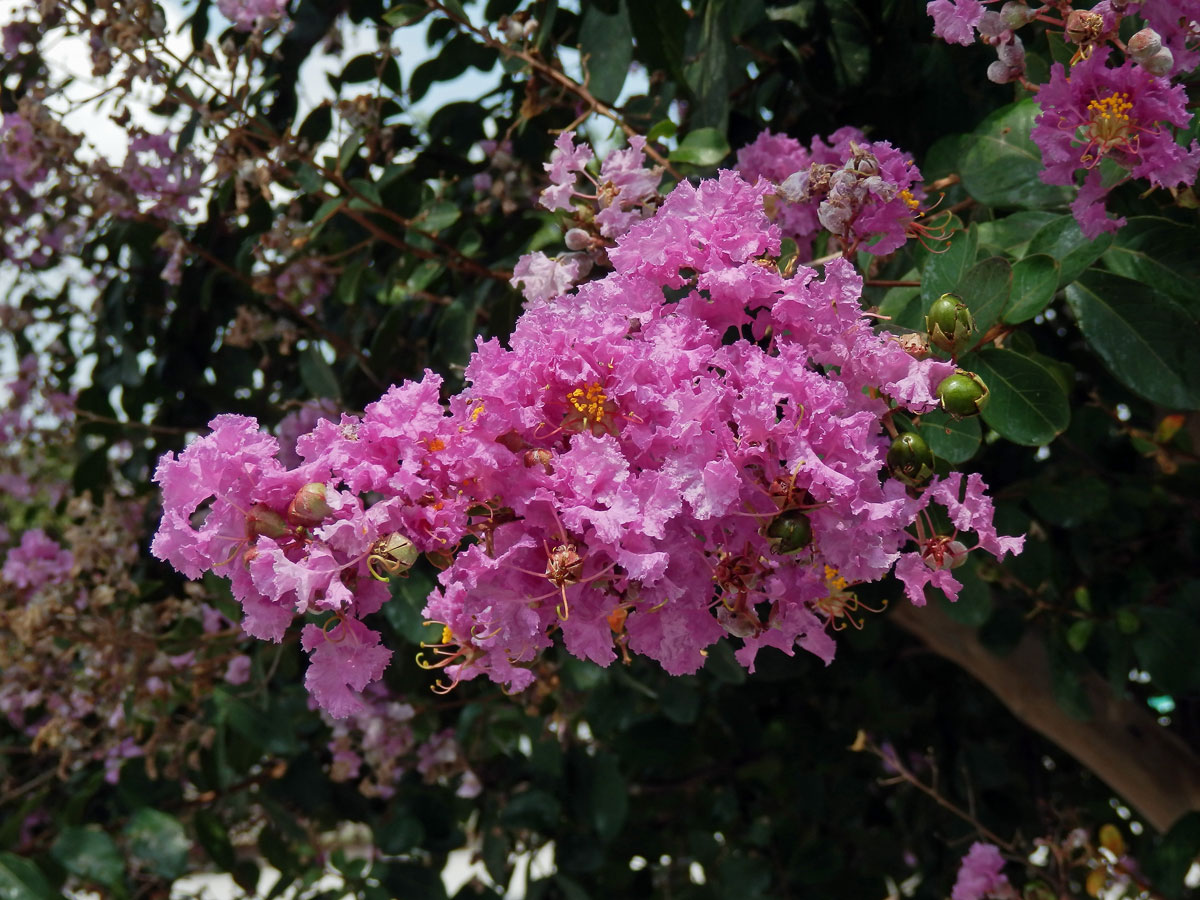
1065 271 1200 410
965 346 1070 446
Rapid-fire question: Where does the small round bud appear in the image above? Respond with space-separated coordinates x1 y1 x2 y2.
564 228 591 251
247 504 289 539
1127 27 1162 59
999 1 1035 27
886 432 935 486
287 482 331 527
1139 46 1174 75
764 510 813 555
925 292 976 356
937 371 989 418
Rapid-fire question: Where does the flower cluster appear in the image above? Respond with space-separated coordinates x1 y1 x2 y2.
928 0 1200 238
154 161 1022 717
322 685 478 800
738 129 932 258
951 842 1014 900
511 132 663 303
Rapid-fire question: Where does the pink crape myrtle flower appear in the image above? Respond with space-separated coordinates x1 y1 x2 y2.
927 0 986 45
951 842 1014 900
1032 49 1200 238
216 0 289 31
2 529 73 590
154 160 1021 708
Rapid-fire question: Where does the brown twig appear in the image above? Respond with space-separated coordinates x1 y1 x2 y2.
425 0 685 180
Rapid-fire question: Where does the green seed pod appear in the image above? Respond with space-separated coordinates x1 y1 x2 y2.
247 504 289 539
764 509 813 555
886 432 935 486
937 371 989 418
925 292 976 356
287 482 332 527
368 532 420 580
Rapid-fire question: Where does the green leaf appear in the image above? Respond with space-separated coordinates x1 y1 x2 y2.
975 210 1059 256
1101 217 1200 316
125 809 191 880
966 346 1070 445
960 100 1073 209
1066 619 1094 652
921 224 978 306
934 560 992 626
52 826 124 887
0 853 57 900
579 0 632 105
1006 254 1059 323
957 256 1011 337
669 127 730 168
646 119 677 144
299 343 340 399
1065 271 1200 409
588 753 629 842
917 408 981 464
1026 215 1111 286
419 200 460 234
382 3 427 26
1133 608 1200 695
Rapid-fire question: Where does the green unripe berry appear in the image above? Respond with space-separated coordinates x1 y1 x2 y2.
937 371 989 418
764 510 813 555
925 292 976 356
886 432 935 486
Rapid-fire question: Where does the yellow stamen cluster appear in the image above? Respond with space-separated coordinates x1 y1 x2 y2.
824 564 850 593
900 189 920 211
426 437 446 452
567 382 608 423
1086 92 1134 150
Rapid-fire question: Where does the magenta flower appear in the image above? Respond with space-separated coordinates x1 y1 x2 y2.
1 529 73 590
216 0 289 31
1032 49 1200 238
951 842 1012 900
927 0 985 45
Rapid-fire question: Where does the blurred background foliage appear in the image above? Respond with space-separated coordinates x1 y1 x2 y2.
1 0 1198 897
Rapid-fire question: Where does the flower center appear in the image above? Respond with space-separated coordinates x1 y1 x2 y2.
1085 92 1134 153
567 381 608 422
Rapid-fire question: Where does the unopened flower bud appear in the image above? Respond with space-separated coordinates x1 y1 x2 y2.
925 292 976 356
764 510 813 555
937 370 989 418
247 504 289 539
287 482 331 527
1139 46 1174 75
564 228 591 251
1127 27 1162 59
1000 1 1035 27
886 432 935 486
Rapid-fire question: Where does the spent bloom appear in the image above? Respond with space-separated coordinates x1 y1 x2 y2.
1031 49 1200 238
